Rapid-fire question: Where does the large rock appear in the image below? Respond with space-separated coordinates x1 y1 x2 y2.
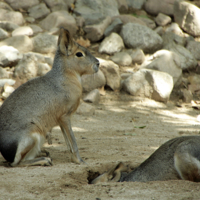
122 69 174 102
127 0 146 10
43 0 70 12
111 52 132 66
14 53 38 81
32 33 58 54
0 35 33 53
84 16 112 42
28 3 50 19
104 18 123 37
174 1 200 37
112 15 146 26
0 22 19 32
99 33 124 55
144 0 176 16
39 10 77 36
83 89 100 104
0 28 9 40
0 67 9 78
155 13 172 26
12 26 33 37
74 0 119 25
81 69 106 92
0 2 13 11
120 23 163 53
0 46 22 67
140 50 182 86
163 35 197 70
186 40 200 61
0 9 24 26
99 58 121 91
4 0 39 10
126 49 145 64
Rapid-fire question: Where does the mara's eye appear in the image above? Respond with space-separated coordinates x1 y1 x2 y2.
76 52 83 57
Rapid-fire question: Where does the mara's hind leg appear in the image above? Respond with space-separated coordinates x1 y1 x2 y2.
174 141 200 182
11 133 52 167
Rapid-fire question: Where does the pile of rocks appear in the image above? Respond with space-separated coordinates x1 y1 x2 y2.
0 0 200 106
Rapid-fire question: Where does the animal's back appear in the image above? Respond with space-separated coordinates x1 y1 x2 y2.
122 136 200 182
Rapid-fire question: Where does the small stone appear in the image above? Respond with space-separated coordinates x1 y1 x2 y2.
111 52 132 66
76 101 95 115
155 13 171 26
83 89 100 104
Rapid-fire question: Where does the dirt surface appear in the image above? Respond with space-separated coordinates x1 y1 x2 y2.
0 91 200 200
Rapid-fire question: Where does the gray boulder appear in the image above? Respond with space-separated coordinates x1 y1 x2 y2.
127 0 146 10
4 0 39 10
83 89 100 104
111 52 132 66
39 10 77 36
174 1 200 36
144 0 176 16
84 16 112 42
81 69 106 92
28 3 50 19
164 38 197 70
76 101 95 115
0 46 22 67
0 35 33 53
120 23 163 53
14 54 38 81
140 50 182 85
99 58 121 91
122 69 174 102
104 18 123 37
186 40 200 60
0 22 19 32
74 0 119 25
140 17 156 29
0 67 10 78
43 0 69 12
32 33 58 54
37 63 51 76
29 24 43 35
99 33 124 55
155 13 172 26
0 9 24 26
126 49 145 64
0 28 9 40
113 15 146 26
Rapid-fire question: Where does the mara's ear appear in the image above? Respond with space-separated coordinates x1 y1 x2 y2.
58 27 74 55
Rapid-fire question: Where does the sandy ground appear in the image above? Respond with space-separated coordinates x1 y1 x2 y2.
0 90 200 200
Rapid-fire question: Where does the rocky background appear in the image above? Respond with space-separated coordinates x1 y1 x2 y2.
0 0 200 108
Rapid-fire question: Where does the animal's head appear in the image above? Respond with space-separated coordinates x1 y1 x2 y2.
57 27 99 75
91 162 128 184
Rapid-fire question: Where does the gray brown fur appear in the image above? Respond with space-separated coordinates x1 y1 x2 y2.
92 136 200 183
0 28 99 167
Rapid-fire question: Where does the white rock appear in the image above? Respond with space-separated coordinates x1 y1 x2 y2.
12 26 33 37
99 58 121 91
140 49 182 86
0 46 22 67
99 33 124 55
122 69 174 102
111 52 132 66
174 1 200 36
